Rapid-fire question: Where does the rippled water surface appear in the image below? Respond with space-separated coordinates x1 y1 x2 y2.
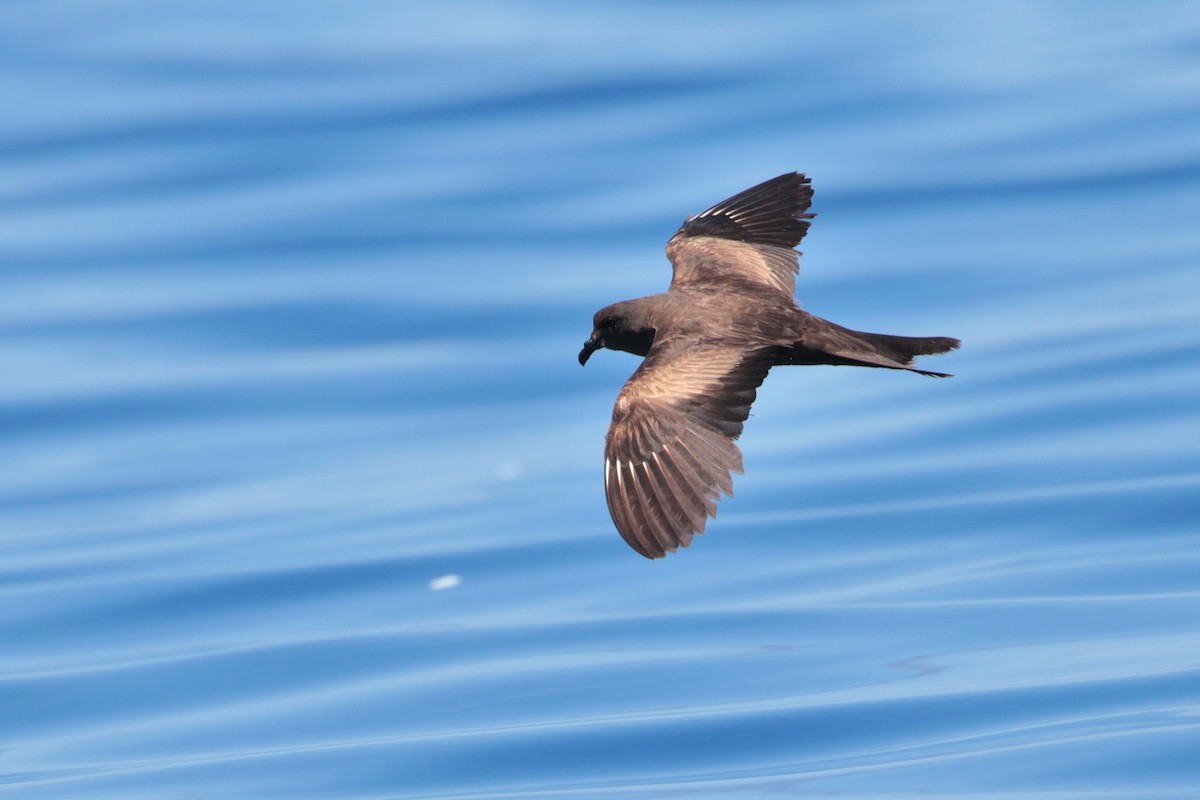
4 2 1200 798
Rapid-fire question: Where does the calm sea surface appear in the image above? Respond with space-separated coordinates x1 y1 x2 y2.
3 2 1200 798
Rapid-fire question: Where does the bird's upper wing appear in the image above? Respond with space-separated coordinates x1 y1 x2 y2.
603 339 777 558
666 172 815 298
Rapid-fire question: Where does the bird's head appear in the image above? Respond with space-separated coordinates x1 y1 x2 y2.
579 300 657 365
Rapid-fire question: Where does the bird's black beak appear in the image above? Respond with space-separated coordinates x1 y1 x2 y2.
578 332 603 366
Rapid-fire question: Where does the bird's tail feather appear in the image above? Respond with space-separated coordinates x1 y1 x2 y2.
778 317 961 377
860 331 961 362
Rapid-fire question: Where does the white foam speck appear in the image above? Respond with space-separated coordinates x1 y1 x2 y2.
428 574 462 591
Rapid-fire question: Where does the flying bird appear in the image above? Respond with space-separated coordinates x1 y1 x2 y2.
579 172 960 558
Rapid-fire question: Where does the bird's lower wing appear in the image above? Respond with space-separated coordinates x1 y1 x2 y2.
603 344 776 558
605 416 740 558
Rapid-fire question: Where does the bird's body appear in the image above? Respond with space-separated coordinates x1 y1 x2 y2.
580 173 959 558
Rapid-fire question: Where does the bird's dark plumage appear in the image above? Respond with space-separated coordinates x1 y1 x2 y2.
580 172 960 558
677 171 815 249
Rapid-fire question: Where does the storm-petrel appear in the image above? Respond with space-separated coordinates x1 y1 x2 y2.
578 172 960 558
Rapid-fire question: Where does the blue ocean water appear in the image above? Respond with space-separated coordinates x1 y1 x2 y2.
3 2 1200 798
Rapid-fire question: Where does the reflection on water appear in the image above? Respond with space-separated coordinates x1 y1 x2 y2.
2 2 1200 798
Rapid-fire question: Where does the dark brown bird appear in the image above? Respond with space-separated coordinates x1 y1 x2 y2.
578 172 960 558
